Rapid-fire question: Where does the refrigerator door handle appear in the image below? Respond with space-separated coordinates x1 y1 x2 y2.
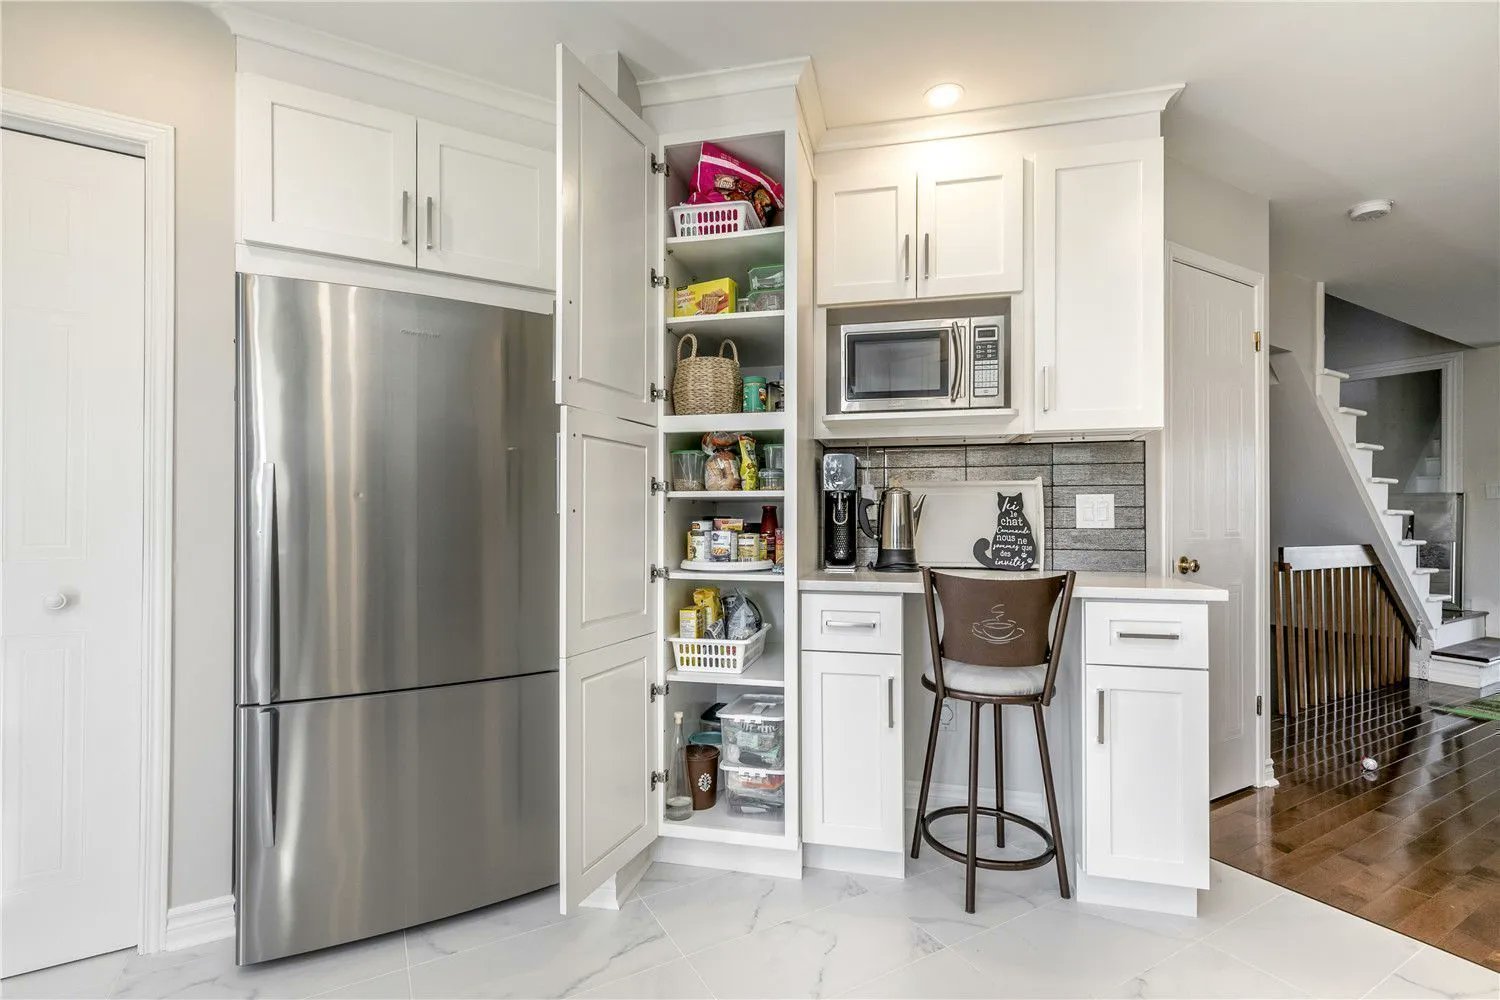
251 462 279 702
258 707 279 847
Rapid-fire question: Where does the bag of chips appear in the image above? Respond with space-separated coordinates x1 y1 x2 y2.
686 142 784 227
723 590 763 641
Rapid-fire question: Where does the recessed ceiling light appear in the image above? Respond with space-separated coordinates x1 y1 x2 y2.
924 83 964 110
1348 199 1394 222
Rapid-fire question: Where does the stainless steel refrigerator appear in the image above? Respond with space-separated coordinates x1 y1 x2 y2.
234 274 558 965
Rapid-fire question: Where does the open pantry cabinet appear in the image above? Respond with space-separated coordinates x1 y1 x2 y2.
555 45 808 914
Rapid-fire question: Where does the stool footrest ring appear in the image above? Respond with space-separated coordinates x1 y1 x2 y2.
917 805 1057 871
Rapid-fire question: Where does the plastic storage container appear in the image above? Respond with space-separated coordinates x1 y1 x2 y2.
719 693 785 768
720 761 785 815
759 469 784 490
762 442 785 470
746 290 783 312
671 450 706 491
746 264 785 292
671 202 761 237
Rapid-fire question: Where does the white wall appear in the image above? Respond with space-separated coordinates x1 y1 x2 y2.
1165 157 1269 276
1463 347 1500 620
1268 271 1323 386
1 1 235 908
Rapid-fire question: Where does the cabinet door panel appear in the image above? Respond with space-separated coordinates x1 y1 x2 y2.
816 167 916 305
1084 664 1208 888
417 121 554 288
918 156 1022 298
802 651 902 851
239 75 416 267
1033 139 1164 432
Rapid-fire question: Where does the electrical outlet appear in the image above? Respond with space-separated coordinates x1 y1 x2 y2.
939 701 957 732
1076 493 1116 529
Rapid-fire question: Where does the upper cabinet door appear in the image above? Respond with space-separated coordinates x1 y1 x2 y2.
555 46 660 424
416 120 555 289
916 155 1023 299
816 166 917 305
239 75 417 267
1032 139 1165 433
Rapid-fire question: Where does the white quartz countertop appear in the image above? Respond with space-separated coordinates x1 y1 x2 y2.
799 568 1229 602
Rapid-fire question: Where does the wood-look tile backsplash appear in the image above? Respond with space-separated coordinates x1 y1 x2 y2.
834 441 1147 572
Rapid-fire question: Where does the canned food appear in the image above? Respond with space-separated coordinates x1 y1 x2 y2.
710 530 736 562
687 530 710 562
737 534 760 561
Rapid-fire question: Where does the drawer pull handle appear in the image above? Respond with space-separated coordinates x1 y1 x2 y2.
1116 630 1181 641
825 620 877 630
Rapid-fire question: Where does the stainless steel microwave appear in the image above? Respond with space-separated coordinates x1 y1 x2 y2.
838 315 1008 413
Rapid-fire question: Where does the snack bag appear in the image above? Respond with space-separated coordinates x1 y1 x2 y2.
737 434 759 491
686 142 785 227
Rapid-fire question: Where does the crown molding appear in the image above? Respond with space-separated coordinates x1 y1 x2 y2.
637 57 815 109
818 83 1185 152
210 3 553 123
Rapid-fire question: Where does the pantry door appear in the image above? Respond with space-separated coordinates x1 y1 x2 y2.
556 44 663 914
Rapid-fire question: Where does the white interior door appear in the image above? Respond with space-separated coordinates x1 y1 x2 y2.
1167 257 1261 799
555 44 661 913
1 129 146 976
815 166 916 305
238 74 417 267
416 120 554 289
555 46 660 424
917 156 1023 299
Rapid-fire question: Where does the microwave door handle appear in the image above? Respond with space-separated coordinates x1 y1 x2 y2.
950 322 964 402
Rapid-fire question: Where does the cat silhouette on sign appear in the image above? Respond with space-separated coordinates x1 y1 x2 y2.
972 492 1038 570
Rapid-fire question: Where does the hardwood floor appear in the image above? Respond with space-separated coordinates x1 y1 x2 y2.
1211 679 1500 972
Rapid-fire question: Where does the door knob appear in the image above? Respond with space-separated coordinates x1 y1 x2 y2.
1177 556 1200 575
42 592 70 612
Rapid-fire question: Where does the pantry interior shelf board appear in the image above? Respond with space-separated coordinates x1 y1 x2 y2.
666 649 785 689
665 226 785 278
661 412 786 434
673 570 787 584
666 490 786 500
666 310 785 339
657 793 787 847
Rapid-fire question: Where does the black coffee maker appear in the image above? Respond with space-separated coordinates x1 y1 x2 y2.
822 452 858 570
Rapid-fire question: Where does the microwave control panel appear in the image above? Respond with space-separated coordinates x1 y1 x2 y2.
971 324 1002 398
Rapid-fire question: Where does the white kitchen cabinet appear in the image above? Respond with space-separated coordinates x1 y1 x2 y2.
816 165 916 305
417 120 554 288
1082 663 1209 889
1032 138 1165 433
916 155 1023 299
239 74 417 267
802 650 903 851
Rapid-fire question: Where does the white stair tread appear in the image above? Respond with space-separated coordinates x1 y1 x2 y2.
1412 567 1440 575
1370 476 1399 484
1399 538 1427 546
1338 406 1368 416
1431 637 1500 665
1321 367 1351 379
1385 509 1415 516
1426 593 1453 602
1352 442 1385 451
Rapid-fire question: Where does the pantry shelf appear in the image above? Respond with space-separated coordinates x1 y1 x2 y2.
666 490 785 501
661 412 785 435
665 226 784 279
667 648 785 689
657 793 787 848
673 569 786 583
666 310 785 340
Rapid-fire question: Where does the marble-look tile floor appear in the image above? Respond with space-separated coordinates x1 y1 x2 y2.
4 859 1495 1000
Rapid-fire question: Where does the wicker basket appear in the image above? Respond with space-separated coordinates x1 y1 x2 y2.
671 334 741 415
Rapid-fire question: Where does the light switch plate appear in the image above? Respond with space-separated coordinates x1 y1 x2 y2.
1487 483 1500 501
1076 493 1115 529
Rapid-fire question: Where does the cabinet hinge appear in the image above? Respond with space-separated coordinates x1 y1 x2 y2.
649 383 669 402
650 153 670 177
1256 694 1264 716
650 768 669 789
1254 330 1262 352
649 681 670 703
650 477 669 495
649 267 669 289
649 565 671 582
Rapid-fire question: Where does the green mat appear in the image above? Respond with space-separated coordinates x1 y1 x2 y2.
1435 694 1500 723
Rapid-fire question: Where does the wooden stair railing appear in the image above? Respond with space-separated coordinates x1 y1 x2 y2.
1272 545 1417 717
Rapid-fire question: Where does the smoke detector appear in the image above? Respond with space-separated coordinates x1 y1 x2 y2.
1348 199 1394 222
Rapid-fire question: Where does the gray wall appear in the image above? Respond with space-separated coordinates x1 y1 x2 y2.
1339 371 1442 488
1324 295 1471 370
2 1 236 907
846 441 1147 572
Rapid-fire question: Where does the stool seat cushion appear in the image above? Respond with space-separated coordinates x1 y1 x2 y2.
925 659 1047 697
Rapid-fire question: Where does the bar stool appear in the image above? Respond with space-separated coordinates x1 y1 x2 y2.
911 568 1077 913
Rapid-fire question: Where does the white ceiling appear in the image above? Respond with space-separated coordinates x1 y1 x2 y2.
248 1 1500 346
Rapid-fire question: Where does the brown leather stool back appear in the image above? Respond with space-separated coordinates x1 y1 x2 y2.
922 569 1075 704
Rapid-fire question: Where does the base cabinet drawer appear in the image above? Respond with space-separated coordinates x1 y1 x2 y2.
801 650 903 851
1084 601 1208 668
1083 663 1209 888
802 593 904 654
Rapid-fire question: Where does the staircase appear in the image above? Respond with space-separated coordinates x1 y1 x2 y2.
1407 434 1443 492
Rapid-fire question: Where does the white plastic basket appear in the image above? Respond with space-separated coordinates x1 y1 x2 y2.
668 625 770 674
671 201 762 238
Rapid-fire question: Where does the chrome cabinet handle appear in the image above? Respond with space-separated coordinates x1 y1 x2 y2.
251 462 279 702
825 619 877 630
1041 364 1053 412
1116 630 1182 641
887 677 895 729
425 196 435 250
1096 689 1105 744
902 234 911 281
258 707 279 848
401 191 410 245
42 592 70 612
923 232 931 280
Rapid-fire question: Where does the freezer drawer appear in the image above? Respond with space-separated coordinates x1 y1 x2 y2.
235 673 557 964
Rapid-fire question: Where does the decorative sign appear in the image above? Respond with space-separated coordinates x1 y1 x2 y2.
973 492 1039 570
904 479 1045 570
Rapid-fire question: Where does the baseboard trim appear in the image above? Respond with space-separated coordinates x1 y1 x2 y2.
904 779 1046 819
164 895 235 952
